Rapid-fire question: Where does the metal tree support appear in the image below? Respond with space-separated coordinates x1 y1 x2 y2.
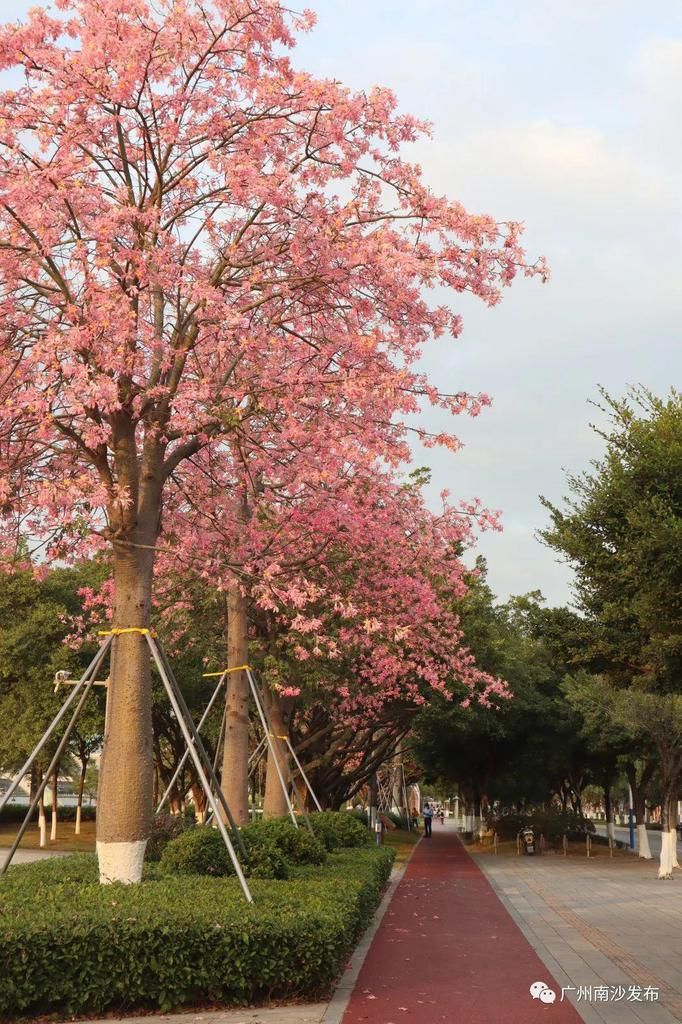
0 630 253 903
284 734 323 813
156 669 227 814
248 734 268 775
376 760 411 830
204 732 267 828
242 663 319 831
0 636 113 817
148 638 249 866
203 664 322 828
0 636 114 874
204 663 298 826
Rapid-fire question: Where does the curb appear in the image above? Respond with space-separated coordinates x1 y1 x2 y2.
321 837 422 1024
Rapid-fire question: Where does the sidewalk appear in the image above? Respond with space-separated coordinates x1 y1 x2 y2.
476 850 682 1024
339 828 582 1024
0 846 71 864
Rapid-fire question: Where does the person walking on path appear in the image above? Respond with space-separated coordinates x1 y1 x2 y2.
423 801 433 838
341 828 582 1024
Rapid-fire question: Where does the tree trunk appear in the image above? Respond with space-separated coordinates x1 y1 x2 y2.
626 761 654 859
369 773 378 829
634 784 653 859
96 541 155 884
559 784 568 813
191 782 207 822
469 786 481 836
658 785 678 879
263 690 295 818
75 756 87 835
37 767 46 847
220 586 250 825
50 769 58 841
604 785 615 842
29 763 40 802
669 798 679 870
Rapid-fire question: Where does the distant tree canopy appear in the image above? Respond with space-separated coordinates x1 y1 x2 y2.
0 562 108 778
541 386 682 691
412 568 591 812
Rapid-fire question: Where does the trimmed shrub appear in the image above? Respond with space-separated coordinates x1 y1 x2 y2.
242 818 326 865
242 838 289 880
0 802 97 823
308 811 372 851
145 812 193 862
160 826 288 880
160 826 232 877
2 851 100 885
0 846 394 1017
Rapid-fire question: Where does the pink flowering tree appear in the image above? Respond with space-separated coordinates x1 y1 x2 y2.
162 454 506 817
0 0 543 882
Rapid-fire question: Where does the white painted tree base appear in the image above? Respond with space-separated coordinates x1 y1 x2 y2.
658 830 674 879
97 840 147 884
607 820 615 842
39 814 46 848
637 824 652 859
50 812 57 842
75 805 81 835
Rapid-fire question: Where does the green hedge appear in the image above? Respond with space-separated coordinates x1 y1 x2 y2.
0 846 394 1018
145 812 194 862
0 803 97 823
242 818 327 865
160 826 290 880
158 818 327 880
307 811 372 851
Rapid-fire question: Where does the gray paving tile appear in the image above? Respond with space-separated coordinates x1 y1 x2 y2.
474 852 682 1024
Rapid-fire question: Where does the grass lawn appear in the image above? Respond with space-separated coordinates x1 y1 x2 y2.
0 821 424 860
383 826 421 866
0 818 96 852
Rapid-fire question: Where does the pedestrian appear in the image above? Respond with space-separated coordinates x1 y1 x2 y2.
423 801 433 838
439 807 445 826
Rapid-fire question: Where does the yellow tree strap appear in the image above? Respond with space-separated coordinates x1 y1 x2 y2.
98 627 156 637
202 664 251 677
269 733 288 741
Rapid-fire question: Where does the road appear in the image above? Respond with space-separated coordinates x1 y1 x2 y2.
0 847 70 865
592 822 681 858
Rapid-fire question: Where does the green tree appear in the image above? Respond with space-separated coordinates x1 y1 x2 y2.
0 562 108 831
413 573 590 824
541 387 682 877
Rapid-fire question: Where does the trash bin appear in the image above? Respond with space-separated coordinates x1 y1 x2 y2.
374 820 384 846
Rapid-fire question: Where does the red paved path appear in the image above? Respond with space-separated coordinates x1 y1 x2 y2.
341 829 583 1024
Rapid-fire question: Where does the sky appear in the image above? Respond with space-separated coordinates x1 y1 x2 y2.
7 0 682 606
293 0 682 606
